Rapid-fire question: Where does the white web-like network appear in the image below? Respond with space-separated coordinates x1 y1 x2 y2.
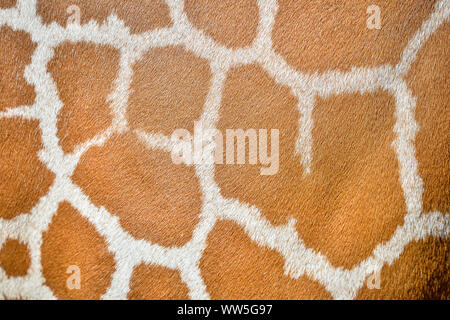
0 0 449 299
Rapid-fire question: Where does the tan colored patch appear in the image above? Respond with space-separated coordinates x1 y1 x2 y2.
0 119 55 219
128 264 189 300
273 0 437 73
0 26 36 112
184 0 259 48
48 42 119 153
73 132 202 247
357 237 449 299
128 46 211 136
0 0 15 9
201 221 331 299
405 23 449 214
305 92 406 268
215 64 406 269
37 0 172 34
0 239 31 277
41 202 115 300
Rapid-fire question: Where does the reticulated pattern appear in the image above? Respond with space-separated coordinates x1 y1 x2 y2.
0 0 448 299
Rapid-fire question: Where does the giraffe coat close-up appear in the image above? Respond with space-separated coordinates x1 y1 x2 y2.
0 0 449 300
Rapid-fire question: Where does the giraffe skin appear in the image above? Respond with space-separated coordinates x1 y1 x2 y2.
0 0 448 300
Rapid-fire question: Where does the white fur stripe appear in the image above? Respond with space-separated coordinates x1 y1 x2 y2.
0 0 448 300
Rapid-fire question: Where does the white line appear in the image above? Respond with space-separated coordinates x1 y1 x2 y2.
0 0 448 300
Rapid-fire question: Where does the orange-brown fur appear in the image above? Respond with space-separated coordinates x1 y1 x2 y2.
0 0 448 300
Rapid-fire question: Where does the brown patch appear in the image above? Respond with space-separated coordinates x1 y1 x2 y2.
405 23 450 214
128 46 211 136
48 42 119 153
0 0 16 9
215 64 299 221
37 0 172 34
41 202 115 300
185 0 259 48
128 264 189 300
73 132 202 247
0 26 36 112
0 119 55 219
273 0 437 73
215 64 406 269
200 221 331 299
0 239 31 277
357 237 449 299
